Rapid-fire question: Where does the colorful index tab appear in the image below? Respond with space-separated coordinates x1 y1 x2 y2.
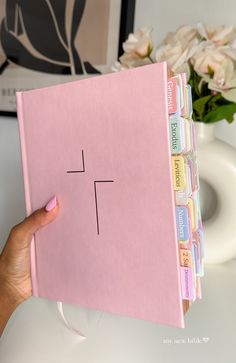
184 120 192 153
176 206 190 243
167 78 177 114
187 85 193 118
175 189 188 205
180 266 194 300
180 73 187 117
169 115 185 154
172 155 186 190
180 249 192 268
187 197 196 231
168 73 204 304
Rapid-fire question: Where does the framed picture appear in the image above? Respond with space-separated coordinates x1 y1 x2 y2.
0 0 135 116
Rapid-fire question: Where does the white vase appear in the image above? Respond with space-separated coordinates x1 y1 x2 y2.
194 121 236 264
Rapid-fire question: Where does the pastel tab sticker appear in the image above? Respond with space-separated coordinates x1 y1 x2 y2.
191 121 197 151
192 192 200 229
176 74 184 109
180 266 194 300
185 120 192 152
184 86 189 118
193 230 205 272
169 115 184 154
181 92 187 118
172 155 186 190
188 159 196 192
183 85 192 119
197 192 202 220
172 75 185 110
175 189 188 205
191 245 196 287
167 78 177 114
195 191 202 221
180 73 187 116
180 117 186 150
180 239 192 250
180 249 192 268
176 206 190 242
193 240 204 277
195 161 200 191
176 85 181 114
196 276 202 299
187 197 196 231
193 242 200 274
188 85 193 118
185 163 192 196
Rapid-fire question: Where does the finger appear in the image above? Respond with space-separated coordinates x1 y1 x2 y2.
10 196 59 242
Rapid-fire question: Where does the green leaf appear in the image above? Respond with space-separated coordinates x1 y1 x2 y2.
190 70 202 98
193 95 212 120
203 103 236 123
207 94 223 111
188 65 200 98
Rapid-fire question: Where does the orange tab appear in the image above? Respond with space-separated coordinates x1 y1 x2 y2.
179 249 192 268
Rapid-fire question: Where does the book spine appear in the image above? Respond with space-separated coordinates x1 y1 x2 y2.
16 92 39 297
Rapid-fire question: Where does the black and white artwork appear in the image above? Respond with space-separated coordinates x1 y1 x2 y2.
0 0 135 114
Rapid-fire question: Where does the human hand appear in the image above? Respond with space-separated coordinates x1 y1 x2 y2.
0 195 59 336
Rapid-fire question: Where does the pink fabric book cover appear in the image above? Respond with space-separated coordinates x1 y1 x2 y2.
16 61 185 328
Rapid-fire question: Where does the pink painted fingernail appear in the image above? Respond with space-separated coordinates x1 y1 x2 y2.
45 195 57 212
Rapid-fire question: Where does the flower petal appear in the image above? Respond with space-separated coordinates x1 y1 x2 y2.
221 88 236 103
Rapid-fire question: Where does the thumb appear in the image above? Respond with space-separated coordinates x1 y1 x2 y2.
14 196 59 240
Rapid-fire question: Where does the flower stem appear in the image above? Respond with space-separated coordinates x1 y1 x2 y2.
148 55 154 63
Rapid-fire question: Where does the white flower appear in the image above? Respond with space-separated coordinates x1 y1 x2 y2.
198 57 236 102
155 25 199 77
210 65 236 103
155 42 190 75
122 27 153 58
117 48 153 70
197 22 236 46
192 41 229 74
164 25 199 50
112 23 236 106
156 42 182 69
111 60 129 72
221 37 236 61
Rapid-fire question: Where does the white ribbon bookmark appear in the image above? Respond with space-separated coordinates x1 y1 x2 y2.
57 302 87 340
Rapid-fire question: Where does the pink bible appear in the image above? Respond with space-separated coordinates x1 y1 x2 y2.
16 62 202 329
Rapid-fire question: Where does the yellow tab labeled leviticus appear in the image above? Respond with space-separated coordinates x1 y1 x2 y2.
172 155 186 190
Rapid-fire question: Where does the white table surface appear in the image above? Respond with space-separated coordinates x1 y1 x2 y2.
0 261 235 363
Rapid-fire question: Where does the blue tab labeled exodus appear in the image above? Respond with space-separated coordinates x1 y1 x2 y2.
176 206 190 242
169 115 185 154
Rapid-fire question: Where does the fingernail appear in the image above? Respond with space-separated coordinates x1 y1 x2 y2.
45 195 57 212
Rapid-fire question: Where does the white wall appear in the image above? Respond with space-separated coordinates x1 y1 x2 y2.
134 0 236 44
0 117 25 248
0 1 236 362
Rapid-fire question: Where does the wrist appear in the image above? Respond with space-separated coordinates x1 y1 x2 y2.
0 279 23 310
0 274 23 337
0 259 24 310
0 248 27 337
